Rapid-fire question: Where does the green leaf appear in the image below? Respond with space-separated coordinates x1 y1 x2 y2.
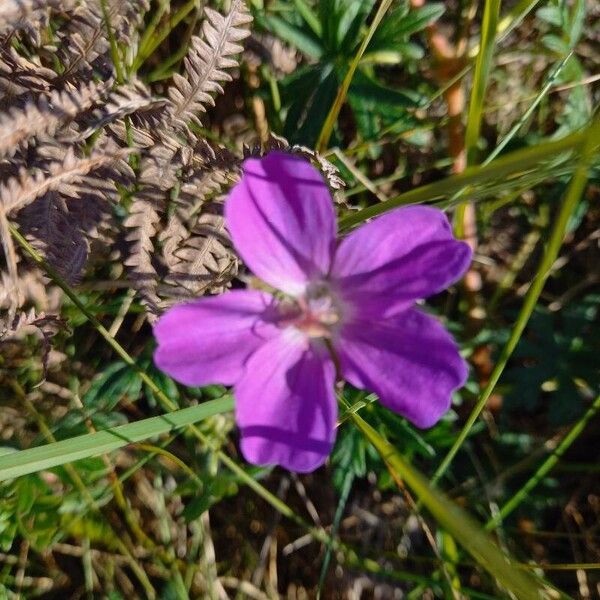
259 14 324 58
536 5 563 26
0 398 234 482
285 65 339 146
83 361 142 412
338 0 376 55
349 68 420 108
367 3 444 54
567 0 585 46
292 0 322 36
542 33 570 54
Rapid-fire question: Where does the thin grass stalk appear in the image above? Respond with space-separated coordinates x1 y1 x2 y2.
348 409 556 600
338 128 589 229
315 0 393 152
455 0 500 241
464 0 500 166
99 0 125 83
134 0 171 70
483 53 573 164
432 113 600 486
486 393 600 529
134 0 197 71
13 383 157 598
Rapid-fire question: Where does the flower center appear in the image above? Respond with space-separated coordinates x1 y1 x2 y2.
290 281 343 338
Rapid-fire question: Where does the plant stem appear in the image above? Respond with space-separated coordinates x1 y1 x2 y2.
431 113 600 486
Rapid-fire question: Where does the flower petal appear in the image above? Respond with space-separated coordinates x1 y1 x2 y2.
235 332 337 473
153 290 280 387
225 152 336 295
332 206 472 317
336 308 468 428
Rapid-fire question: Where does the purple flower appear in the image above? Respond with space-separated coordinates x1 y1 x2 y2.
154 152 472 473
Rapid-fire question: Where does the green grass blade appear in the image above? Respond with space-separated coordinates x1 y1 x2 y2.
338 128 589 229
293 0 322 36
484 52 573 165
315 0 393 152
464 0 500 166
0 398 234 481
432 114 600 486
487 394 600 529
350 410 564 600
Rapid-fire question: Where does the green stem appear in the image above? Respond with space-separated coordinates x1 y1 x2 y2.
348 409 553 600
99 0 125 84
134 0 197 71
431 114 600 486
486 394 600 529
315 0 393 152
464 0 501 166
338 128 589 229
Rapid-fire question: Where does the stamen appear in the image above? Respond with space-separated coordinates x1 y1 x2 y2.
287 281 343 338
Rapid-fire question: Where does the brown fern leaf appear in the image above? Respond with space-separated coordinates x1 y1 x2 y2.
73 80 169 140
0 0 69 37
123 195 162 313
184 135 240 171
16 192 89 283
0 270 52 312
168 0 252 131
107 122 155 148
0 46 56 101
0 80 108 158
123 145 180 313
0 145 131 214
289 145 346 190
161 204 237 300
57 1 113 82
176 167 232 214
0 203 19 319
57 0 149 83
0 307 66 374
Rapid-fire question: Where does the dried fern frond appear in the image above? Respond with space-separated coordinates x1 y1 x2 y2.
0 0 68 37
0 145 131 213
0 80 108 158
0 203 19 318
168 0 252 131
123 195 162 313
16 192 89 283
74 80 169 141
162 203 237 300
57 0 149 83
289 145 346 190
57 1 113 82
122 144 181 314
0 46 56 101
0 271 49 311
0 307 66 374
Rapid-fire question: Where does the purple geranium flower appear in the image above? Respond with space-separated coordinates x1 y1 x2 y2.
154 152 472 473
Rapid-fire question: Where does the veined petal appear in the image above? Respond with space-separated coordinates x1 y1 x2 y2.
235 332 337 473
153 290 280 387
225 152 337 296
336 308 468 428
331 206 471 317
